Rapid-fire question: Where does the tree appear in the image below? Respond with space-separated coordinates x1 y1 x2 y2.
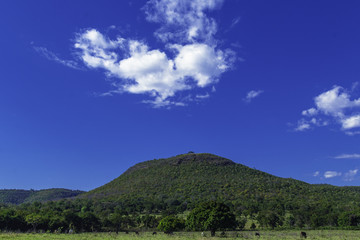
157 215 185 232
256 211 283 229
79 212 100 232
237 217 247 230
338 212 360 227
141 215 159 229
186 202 237 237
108 212 123 234
48 215 66 232
25 213 42 232
0 208 27 231
250 222 256 230
63 209 82 232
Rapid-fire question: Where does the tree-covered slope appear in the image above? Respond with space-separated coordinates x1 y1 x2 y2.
0 188 84 205
81 153 360 213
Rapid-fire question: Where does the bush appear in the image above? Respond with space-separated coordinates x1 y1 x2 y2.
157 215 185 232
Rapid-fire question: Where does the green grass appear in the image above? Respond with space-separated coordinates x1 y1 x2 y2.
1 231 360 240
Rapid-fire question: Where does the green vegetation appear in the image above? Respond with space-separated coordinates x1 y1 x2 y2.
2 153 360 233
186 201 237 236
82 153 360 213
0 189 84 205
157 215 185 232
78 153 360 229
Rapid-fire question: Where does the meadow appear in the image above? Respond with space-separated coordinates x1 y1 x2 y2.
0 230 360 240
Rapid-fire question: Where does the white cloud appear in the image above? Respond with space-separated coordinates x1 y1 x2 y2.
313 171 320 177
296 85 360 132
244 90 264 103
144 0 223 43
334 154 360 159
74 29 231 107
196 93 210 99
314 86 360 117
345 131 360 136
34 46 81 70
72 0 234 108
302 108 318 116
352 82 359 91
37 0 235 108
344 169 358 181
341 115 360 129
324 171 342 179
295 121 311 132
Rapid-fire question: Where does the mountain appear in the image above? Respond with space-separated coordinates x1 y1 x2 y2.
81 153 360 214
0 188 84 205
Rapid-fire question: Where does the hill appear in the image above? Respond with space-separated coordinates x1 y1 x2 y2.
81 153 360 215
2 153 360 230
0 188 84 205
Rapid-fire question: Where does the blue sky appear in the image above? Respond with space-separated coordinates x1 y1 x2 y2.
1 0 360 191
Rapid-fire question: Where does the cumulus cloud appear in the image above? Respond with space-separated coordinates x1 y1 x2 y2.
344 169 359 181
34 46 81 70
313 171 320 177
295 120 311 132
334 154 360 159
302 108 318 116
244 90 264 103
144 0 223 43
295 85 360 133
75 29 230 107
314 86 360 117
324 171 342 179
72 0 234 107
342 115 360 129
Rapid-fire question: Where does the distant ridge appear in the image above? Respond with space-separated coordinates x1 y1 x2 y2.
0 188 84 205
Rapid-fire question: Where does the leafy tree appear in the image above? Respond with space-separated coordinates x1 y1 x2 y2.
108 212 124 233
141 214 159 229
63 209 82 232
79 212 100 232
256 211 283 229
186 202 237 236
338 212 360 227
250 222 256 230
48 215 66 232
157 215 185 232
310 213 327 228
25 213 42 232
237 217 247 230
284 214 295 228
0 208 27 231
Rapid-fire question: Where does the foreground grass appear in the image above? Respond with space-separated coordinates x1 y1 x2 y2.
1 230 360 239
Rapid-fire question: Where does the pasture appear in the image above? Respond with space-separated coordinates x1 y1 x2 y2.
0 230 359 240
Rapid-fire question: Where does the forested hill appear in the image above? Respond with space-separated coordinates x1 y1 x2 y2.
81 153 360 214
0 188 84 205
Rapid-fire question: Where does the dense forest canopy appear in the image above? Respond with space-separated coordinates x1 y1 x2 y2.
2 153 360 233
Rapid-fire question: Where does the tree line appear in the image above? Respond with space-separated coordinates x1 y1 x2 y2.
1 198 360 233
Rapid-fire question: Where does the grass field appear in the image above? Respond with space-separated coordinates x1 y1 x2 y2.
0 230 360 240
